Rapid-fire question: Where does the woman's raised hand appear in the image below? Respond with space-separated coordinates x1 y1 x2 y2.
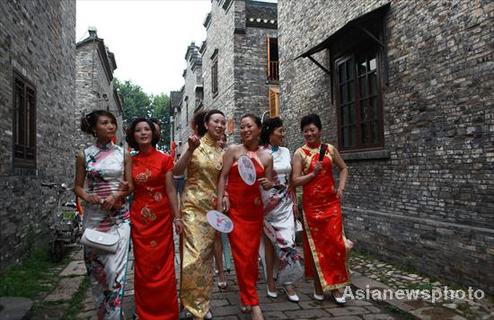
188 134 201 151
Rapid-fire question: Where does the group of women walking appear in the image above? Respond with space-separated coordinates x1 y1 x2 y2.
74 109 351 320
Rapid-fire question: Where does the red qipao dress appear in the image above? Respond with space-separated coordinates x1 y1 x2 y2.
295 143 350 290
227 151 265 306
130 148 178 320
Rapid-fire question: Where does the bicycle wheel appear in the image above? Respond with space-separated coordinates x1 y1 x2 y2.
50 240 65 262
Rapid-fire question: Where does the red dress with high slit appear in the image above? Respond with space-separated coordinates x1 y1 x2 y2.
227 152 264 306
296 143 350 290
131 148 178 320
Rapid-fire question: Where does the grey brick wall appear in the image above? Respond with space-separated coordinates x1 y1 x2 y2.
279 0 494 293
75 34 124 150
234 26 277 131
176 43 203 154
202 0 237 126
200 0 277 142
0 0 76 271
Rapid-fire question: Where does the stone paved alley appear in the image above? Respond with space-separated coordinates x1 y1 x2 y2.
21 243 492 320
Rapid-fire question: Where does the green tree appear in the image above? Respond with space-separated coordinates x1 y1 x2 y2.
114 78 152 123
150 93 171 149
114 78 171 149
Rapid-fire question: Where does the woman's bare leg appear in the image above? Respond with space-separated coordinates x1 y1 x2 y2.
264 235 276 292
214 233 226 286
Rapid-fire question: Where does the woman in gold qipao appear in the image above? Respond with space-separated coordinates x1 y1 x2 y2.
173 109 227 319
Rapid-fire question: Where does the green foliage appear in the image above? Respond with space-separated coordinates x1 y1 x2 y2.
0 247 59 298
114 78 171 149
151 93 171 149
62 276 89 320
114 79 152 121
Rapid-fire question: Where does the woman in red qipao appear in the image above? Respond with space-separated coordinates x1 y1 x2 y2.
292 113 350 305
127 118 183 320
217 114 273 320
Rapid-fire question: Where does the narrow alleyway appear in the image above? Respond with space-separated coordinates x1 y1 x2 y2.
21 242 492 320
74 245 398 320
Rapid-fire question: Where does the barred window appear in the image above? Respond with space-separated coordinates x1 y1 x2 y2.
211 58 218 97
13 72 36 168
335 49 383 150
266 37 279 82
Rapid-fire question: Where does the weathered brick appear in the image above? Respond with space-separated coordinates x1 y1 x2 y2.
328 306 371 317
75 28 124 149
172 0 278 146
0 0 76 271
278 0 494 294
262 301 301 312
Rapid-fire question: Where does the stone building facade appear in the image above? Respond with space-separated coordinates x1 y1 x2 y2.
278 0 493 292
75 28 124 148
173 43 204 154
0 0 76 271
169 89 183 153
172 0 278 145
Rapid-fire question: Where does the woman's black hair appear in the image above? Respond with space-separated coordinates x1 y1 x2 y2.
149 118 160 128
241 113 262 128
260 117 283 145
193 109 225 137
205 109 225 124
126 118 160 149
80 110 117 137
191 110 208 137
300 113 322 131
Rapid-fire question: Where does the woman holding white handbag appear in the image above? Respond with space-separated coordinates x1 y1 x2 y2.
74 110 133 320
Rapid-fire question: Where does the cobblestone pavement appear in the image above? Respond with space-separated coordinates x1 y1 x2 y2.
71 238 400 320
34 242 493 320
350 255 494 320
75 248 399 320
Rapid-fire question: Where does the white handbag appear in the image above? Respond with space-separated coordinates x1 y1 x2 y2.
80 228 120 253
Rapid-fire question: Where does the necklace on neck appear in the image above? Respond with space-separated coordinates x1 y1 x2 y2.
197 144 223 171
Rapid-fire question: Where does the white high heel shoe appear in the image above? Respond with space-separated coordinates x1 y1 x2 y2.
266 287 278 298
313 291 324 301
283 286 300 303
332 292 346 305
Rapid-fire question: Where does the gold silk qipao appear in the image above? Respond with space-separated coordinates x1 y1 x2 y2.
180 133 223 318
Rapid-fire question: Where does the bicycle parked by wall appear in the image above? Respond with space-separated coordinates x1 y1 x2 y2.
41 182 83 262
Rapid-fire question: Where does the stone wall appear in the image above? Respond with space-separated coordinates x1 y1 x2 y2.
234 25 277 133
176 43 203 154
75 34 124 150
201 0 277 142
279 0 494 292
170 90 183 150
0 0 76 271
202 0 237 130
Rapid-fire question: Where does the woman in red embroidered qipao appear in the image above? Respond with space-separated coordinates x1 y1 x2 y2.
128 118 183 320
217 114 273 320
292 114 350 305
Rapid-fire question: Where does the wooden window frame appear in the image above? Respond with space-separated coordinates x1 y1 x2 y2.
12 71 37 169
268 86 280 117
331 19 386 153
334 47 384 151
266 37 279 82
